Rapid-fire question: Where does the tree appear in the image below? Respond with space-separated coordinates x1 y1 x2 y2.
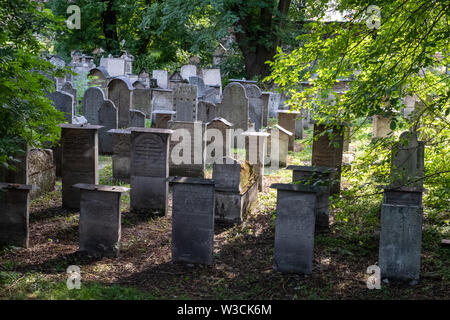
0 0 66 168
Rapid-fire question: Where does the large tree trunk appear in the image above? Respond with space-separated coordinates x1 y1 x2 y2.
102 0 119 54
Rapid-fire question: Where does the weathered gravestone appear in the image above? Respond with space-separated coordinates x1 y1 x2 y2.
60 124 101 209
49 90 74 123
265 125 292 168
379 204 423 283
271 183 326 274
82 87 106 125
242 131 270 191
73 183 129 257
173 84 198 122
213 157 258 224
372 115 393 138
98 100 118 154
261 92 272 127
168 71 185 90
286 165 337 229
180 65 197 81
246 84 264 131
129 109 146 128
108 77 134 128
108 129 131 181
202 69 222 96
218 83 249 132
61 82 78 108
88 67 110 94
151 88 174 112
277 110 301 151
311 123 345 194
268 92 281 118
152 70 169 89
189 76 207 98
130 128 173 215
28 148 55 199
0 183 32 248
168 121 206 178
132 88 151 116
170 177 215 265
152 110 176 129
197 101 218 123
206 118 233 164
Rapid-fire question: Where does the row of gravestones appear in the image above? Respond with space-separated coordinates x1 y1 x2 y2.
0 129 425 282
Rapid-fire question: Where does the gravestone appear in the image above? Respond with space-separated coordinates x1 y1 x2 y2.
268 92 281 118
129 109 146 128
152 70 169 89
82 87 106 125
261 92 272 127
246 84 264 131
168 71 184 89
311 123 345 194
28 148 55 199
130 128 173 215
218 83 249 132
132 88 151 116
74 183 129 257
168 121 206 178
88 67 109 94
170 177 215 265
180 65 197 81
379 204 422 283
0 183 32 248
242 131 270 191
287 165 337 229
197 101 218 123
372 115 393 138
152 110 176 129
189 76 206 98
202 69 222 95
206 118 233 164
61 82 78 108
213 157 258 224
271 183 326 274
108 77 134 128
98 100 118 154
277 110 301 151
108 129 131 181
151 88 173 111
49 90 74 123
60 124 101 209
173 84 198 122
266 125 292 168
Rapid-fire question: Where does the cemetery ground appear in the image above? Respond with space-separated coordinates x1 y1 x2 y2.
0 125 449 300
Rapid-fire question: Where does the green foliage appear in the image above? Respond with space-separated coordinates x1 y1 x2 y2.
0 0 67 168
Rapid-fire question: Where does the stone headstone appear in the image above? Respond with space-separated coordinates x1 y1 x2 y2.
152 110 176 129
108 129 131 181
261 92 272 127
60 124 101 209
61 82 78 108
268 92 281 118
129 109 146 128
130 128 173 215
271 183 325 274
98 100 118 154
218 83 249 132
277 110 301 151
173 84 198 122
132 88 151 116
108 77 134 128
202 69 222 94
49 90 74 123
372 115 393 138
152 70 169 89
379 204 422 282
168 121 206 178
74 183 129 257
170 177 215 265
82 87 106 125
151 88 173 111
206 118 233 164
88 67 109 94
0 183 32 248
197 101 218 123
246 84 264 131
189 76 206 98
242 131 270 191
266 125 292 168
168 71 185 89
28 148 55 199
180 65 197 81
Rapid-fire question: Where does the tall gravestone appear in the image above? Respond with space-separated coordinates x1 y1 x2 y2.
202 69 222 96
74 183 129 257
170 177 215 265
206 118 233 164
28 148 56 199
82 87 106 125
311 123 345 194
151 89 173 112
108 77 134 128
189 76 206 98
132 88 151 116
271 183 326 274
49 90 74 123
168 121 206 178
218 83 249 132
180 65 197 81
129 109 146 128
60 124 101 209
108 129 131 181
98 100 118 154
0 183 32 248
153 70 169 89
261 92 272 127
246 84 264 131
242 131 270 191
266 125 292 168
130 128 173 215
173 84 198 122
61 82 78 108
277 110 301 151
